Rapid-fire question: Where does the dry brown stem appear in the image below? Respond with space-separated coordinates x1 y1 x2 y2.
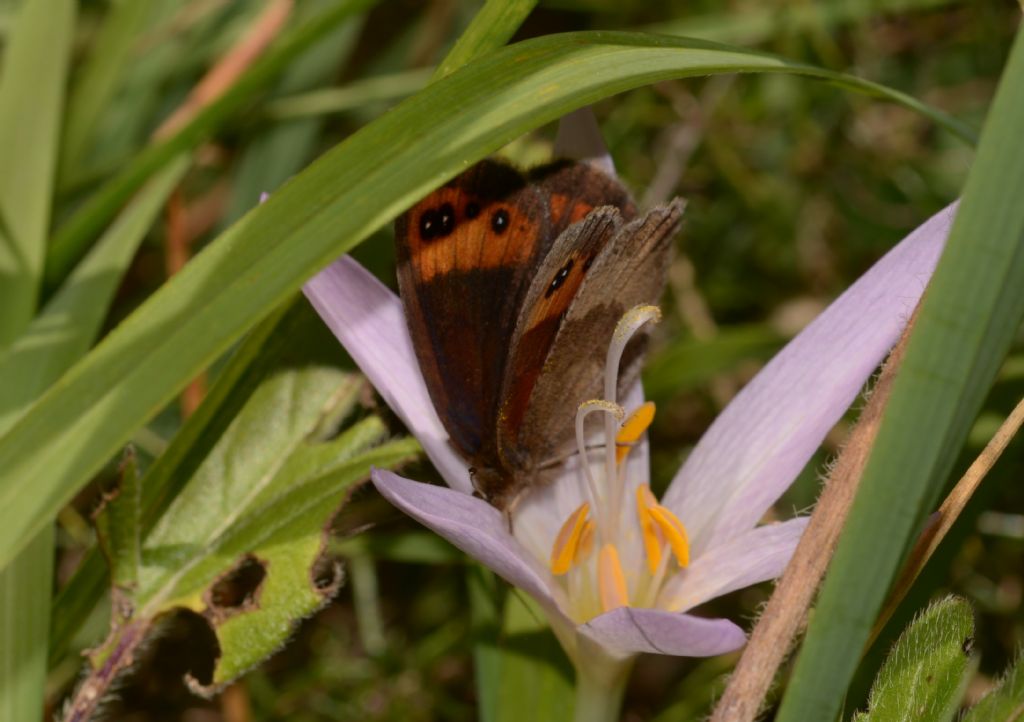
868 394 1024 647
709 306 920 722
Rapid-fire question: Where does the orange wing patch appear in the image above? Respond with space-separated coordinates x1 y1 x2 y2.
547 193 600 232
406 188 543 282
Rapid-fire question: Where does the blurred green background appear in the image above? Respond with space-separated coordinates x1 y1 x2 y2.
38 0 1022 719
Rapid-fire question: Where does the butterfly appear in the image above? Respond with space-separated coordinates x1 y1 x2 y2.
395 158 684 510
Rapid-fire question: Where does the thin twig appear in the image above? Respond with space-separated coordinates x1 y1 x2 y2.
868 394 1024 647
709 305 920 722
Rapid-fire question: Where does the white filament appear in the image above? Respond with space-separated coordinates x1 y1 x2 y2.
575 399 623 536
603 305 662 537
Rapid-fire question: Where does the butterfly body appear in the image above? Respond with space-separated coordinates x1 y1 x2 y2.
396 159 683 509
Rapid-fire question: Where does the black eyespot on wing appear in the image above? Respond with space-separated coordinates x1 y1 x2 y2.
419 209 441 239
491 209 509 234
465 201 480 219
419 204 456 240
545 259 574 298
438 202 456 235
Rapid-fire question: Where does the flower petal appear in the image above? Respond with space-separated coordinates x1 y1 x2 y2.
663 203 957 552
657 517 809 614
580 607 746 659
304 256 472 493
372 469 567 618
554 107 616 177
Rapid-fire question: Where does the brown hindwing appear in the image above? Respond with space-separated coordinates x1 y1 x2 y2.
496 199 685 492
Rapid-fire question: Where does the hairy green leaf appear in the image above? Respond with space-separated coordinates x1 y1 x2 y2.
853 597 974 722
963 651 1024 722
94 449 143 591
71 311 418 707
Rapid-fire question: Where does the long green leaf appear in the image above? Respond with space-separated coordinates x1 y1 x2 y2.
224 0 364 226
264 68 432 120
0 0 75 344
0 158 188 434
432 0 538 80
0 527 54 722
0 160 180 713
59 0 152 183
778 27 1024 722
0 32 977 571
0 2 75 719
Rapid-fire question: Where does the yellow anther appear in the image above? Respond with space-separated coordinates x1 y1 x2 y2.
574 520 596 564
635 484 690 572
648 505 690 568
598 544 629 612
616 402 656 464
636 484 663 575
550 502 591 576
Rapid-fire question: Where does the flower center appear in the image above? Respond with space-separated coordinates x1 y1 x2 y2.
547 305 690 622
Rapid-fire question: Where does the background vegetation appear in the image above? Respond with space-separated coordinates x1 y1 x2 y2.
0 0 1020 720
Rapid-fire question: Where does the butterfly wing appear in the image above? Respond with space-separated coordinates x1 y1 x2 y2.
497 199 685 486
529 160 636 232
395 160 552 465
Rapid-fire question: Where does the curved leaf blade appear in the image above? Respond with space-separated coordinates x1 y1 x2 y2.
0 32 975 570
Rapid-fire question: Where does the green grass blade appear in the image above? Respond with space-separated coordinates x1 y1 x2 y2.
433 0 538 80
264 68 432 120
777 27 1024 722
43 0 379 292
0 2 75 718
0 32 979 571
0 158 188 435
0 0 75 345
59 0 151 183
0 526 54 722
224 0 364 225
650 0 959 47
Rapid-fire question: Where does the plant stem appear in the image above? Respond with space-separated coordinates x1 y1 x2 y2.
573 662 630 722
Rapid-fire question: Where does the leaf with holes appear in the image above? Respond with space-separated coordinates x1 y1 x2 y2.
65 302 419 719
853 596 975 722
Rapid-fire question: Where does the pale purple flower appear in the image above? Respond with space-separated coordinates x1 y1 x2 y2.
302 198 955 677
